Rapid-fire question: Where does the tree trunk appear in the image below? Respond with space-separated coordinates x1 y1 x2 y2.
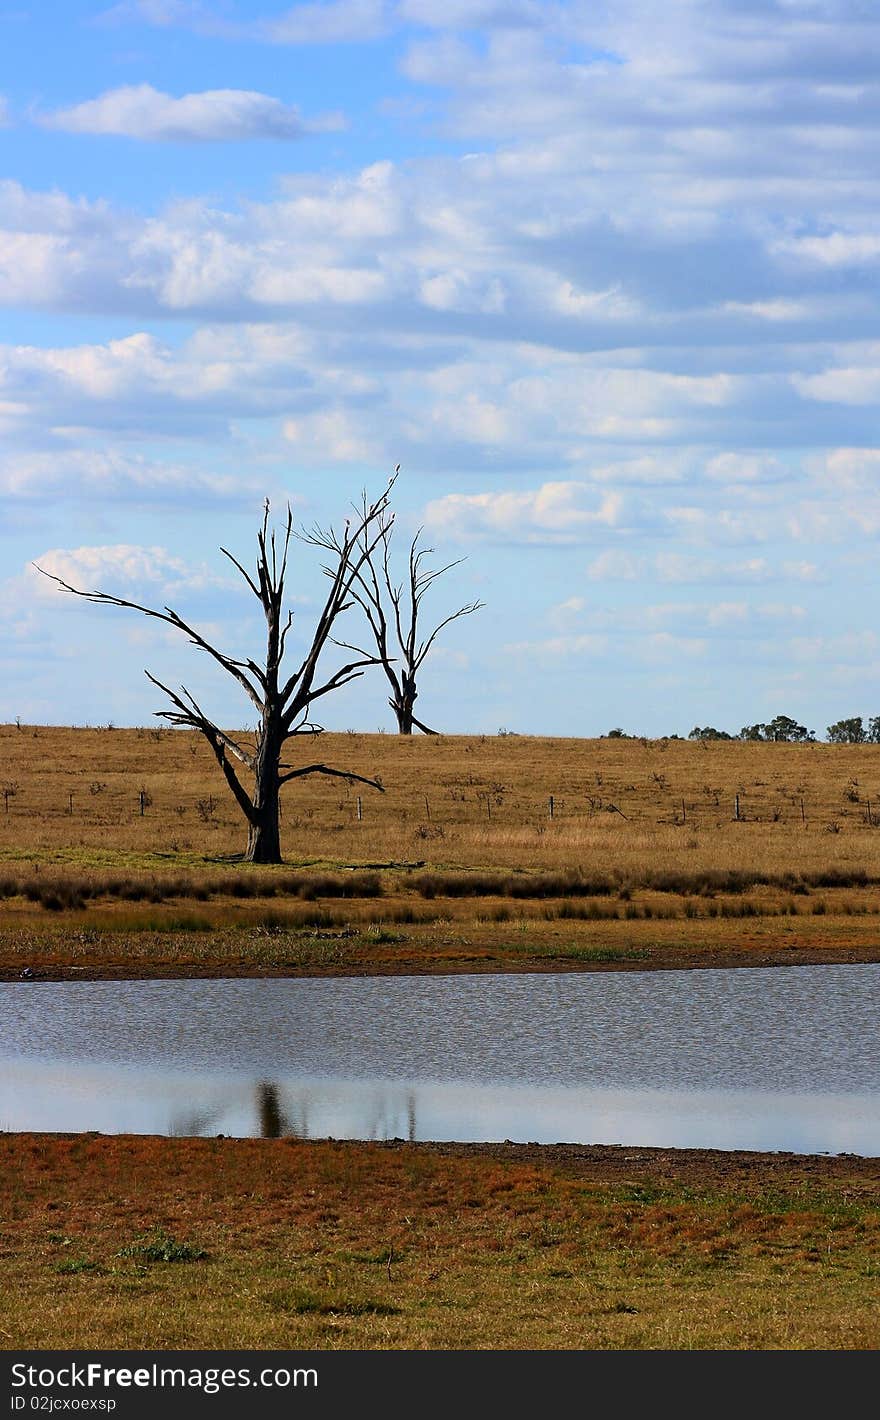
245 720 283 863
393 676 417 735
246 794 281 862
394 703 415 735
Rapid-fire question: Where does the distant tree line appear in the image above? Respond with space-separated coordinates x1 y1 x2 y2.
603 714 880 744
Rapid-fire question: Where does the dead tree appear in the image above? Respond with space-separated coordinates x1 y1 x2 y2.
35 486 395 863
307 491 483 735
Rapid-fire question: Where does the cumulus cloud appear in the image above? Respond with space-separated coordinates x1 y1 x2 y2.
424 482 628 543
586 551 822 584
549 597 807 636
704 452 793 484
29 544 222 598
794 365 880 405
810 447 880 489
41 84 344 142
0 325 304 423
655 554 821 585
504 633 610 661
777 233 880 268
585 550 645 581
0 448 261 503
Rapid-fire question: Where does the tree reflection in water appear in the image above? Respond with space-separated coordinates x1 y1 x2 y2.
256 1082 418 1141
173 1082 420 1141
257 1081 284 1138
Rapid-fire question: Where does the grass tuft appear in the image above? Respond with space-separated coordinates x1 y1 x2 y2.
119 1230 207 1264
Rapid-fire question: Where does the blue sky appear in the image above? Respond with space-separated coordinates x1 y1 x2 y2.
2 0 879 738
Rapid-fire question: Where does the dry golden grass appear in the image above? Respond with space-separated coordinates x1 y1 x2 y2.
2 723 880 976
2 722 879 871
3 1134 880 1351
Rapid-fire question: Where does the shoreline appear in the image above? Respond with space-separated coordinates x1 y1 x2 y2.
4 1132 880 1170
5 941 880 982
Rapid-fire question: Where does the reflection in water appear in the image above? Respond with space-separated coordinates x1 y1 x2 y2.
1 965 879 1153
2 1056 880 1154
159 1078 420 1143
257 1082 284 1139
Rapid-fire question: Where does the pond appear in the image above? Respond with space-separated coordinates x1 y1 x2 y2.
2 964 879 1154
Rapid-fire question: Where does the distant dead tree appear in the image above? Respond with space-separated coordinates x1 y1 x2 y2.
306 479 483 734
35 486 396 863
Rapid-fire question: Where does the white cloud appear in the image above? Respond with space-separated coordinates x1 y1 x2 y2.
570 455 689 486
586 550 822 584
42 84 343 142
282 409 380 463
0 326 313 422
586 550 645 581
705 452 792 484
654 554 821 585
777 233 880 267
0 231 73 305
259 0 391 43
0 448 259 503
721 300 806 321
810 447 880 489
504 633 610 660
638 633 708 664
551 598 807 636
398 0 546 27
789 630 880 665
424 482 627 542
29 545 216 598
794 366 880 405
551 280 639 320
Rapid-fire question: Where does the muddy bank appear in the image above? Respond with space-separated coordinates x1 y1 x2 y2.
3 940 880 982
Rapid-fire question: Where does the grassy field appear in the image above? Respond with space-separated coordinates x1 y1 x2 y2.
1 723 879 978
3 1134 880 1351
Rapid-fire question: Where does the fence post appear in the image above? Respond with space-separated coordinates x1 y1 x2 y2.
357 795 363 821
139 789 145 816
734 793 740 821
549 795 554 819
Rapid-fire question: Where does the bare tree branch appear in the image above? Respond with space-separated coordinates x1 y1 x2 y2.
306 491 483 734
144 673 257 825
33 566 266 713
278 763 385 790
413 600 485 671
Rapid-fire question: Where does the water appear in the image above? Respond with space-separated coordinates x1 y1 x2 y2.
2 965 879 1153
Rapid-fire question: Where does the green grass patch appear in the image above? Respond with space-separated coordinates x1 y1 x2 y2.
119 1230 207 1264
551 945 651 964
